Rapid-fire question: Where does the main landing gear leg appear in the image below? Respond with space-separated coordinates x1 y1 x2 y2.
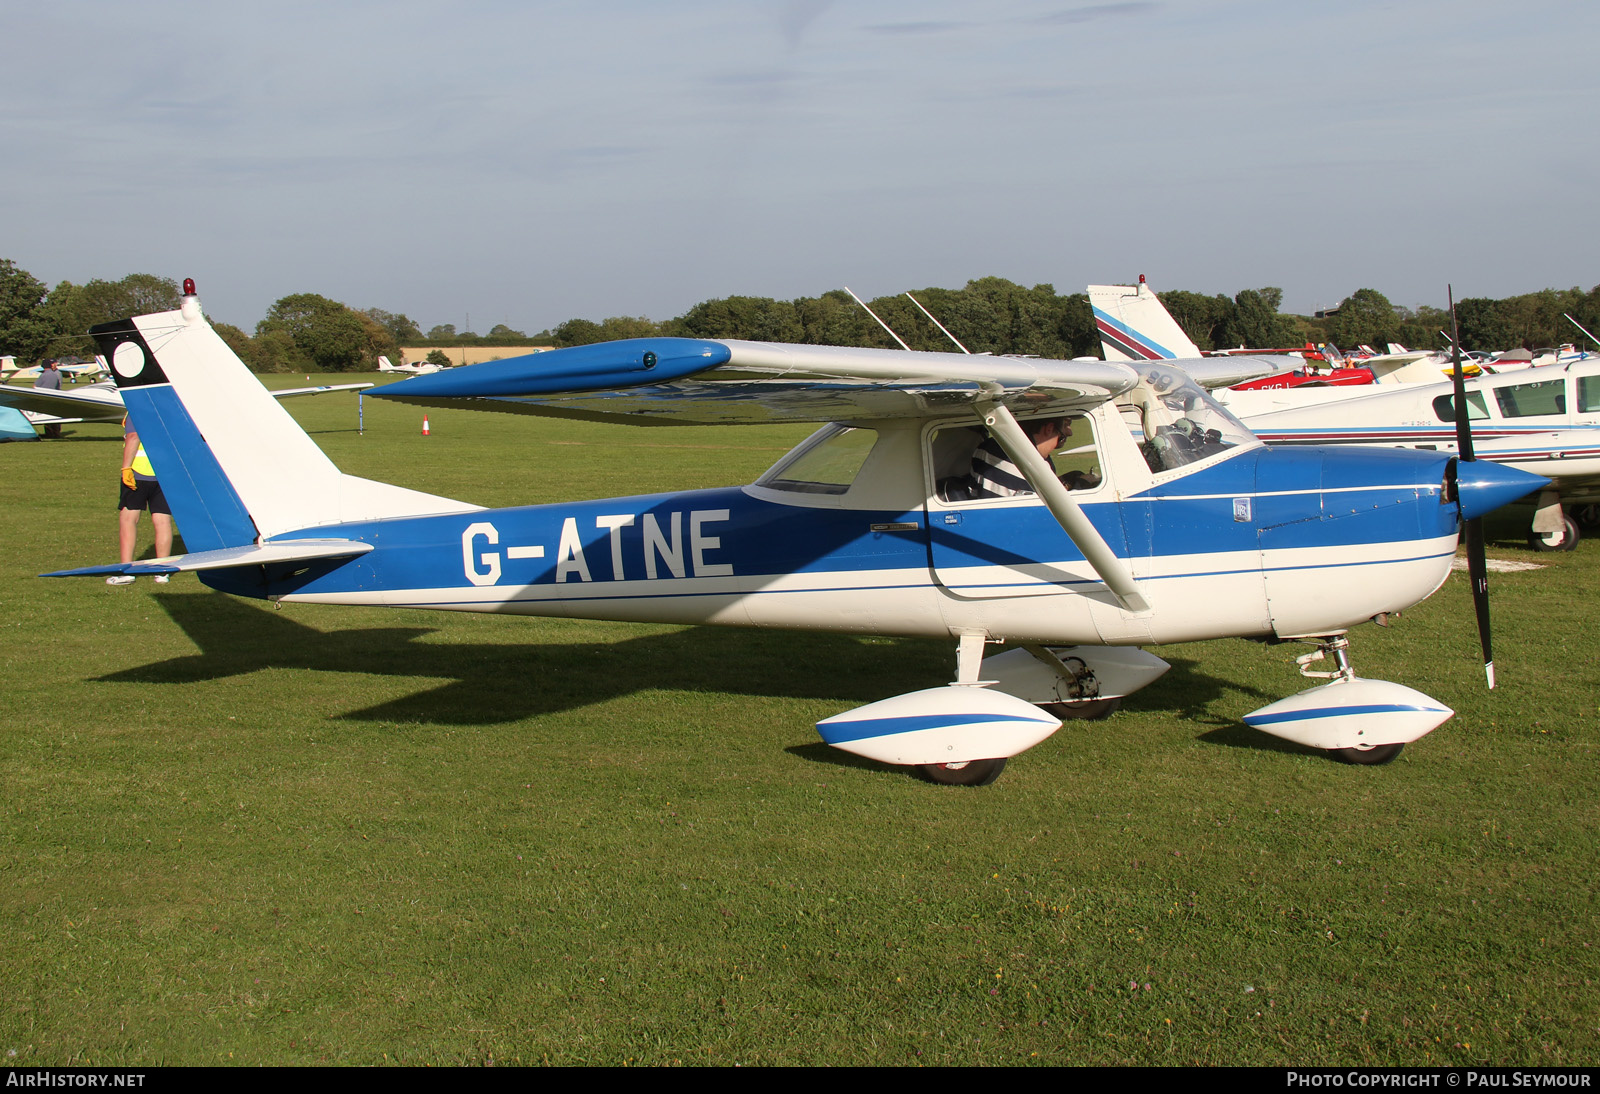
1296 636 1404 766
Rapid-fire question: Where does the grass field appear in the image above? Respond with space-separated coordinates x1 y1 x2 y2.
2 377 1596 1066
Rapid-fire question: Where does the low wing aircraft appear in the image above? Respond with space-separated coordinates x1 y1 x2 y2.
0 375 375 431
2 357 109 383
2 358 104 383
1088 278 1360 417
378 355 443 375
44 283 1544 784
1089 276 1207 362
1245 360 1600 551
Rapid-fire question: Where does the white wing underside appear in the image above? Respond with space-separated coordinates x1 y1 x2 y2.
381 339 1145 426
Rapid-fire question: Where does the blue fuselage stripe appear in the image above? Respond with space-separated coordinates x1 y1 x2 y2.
818 711 1056 744
195 445 1463 604
1244 703 1450 726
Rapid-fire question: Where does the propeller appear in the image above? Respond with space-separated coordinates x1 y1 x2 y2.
1447 286 1494 689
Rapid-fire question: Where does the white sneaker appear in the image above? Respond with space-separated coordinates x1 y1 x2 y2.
154 574 170 584
106 575 135 586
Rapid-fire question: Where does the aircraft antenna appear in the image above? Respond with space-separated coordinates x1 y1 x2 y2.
843 286 912 351
904 293 970 354
1564 313 1600 351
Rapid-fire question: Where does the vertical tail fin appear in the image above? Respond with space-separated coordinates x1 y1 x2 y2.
93 290 477 552
1087 278 1203 361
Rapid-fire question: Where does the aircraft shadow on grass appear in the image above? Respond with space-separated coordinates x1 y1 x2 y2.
99 591 957 728
90 591 1304 759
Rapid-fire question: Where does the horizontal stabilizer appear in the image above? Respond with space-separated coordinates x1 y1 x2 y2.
1176 355 1301 389
42 539 373 578
275 382 374 399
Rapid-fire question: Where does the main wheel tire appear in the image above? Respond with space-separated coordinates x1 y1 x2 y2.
920 757 1007 786
1528 515 1580 552
1573 504 1600 530
1330 742 1405 766
1042 697 1122 721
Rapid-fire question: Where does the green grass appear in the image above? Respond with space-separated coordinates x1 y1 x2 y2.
1 379 1596 1066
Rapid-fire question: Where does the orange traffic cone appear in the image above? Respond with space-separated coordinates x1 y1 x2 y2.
422 415 431 436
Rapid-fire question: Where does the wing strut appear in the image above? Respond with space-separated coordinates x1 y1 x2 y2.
978 400 1151 614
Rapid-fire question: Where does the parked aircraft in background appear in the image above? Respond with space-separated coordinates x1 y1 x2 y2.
378 356 444 375
1088 279 1370 417
1246 361 1600 550
2 356 110 384
1089 277 1204 362
45 283 1544 784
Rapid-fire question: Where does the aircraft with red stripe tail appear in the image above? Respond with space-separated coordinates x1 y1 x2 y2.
1244 360 1600 551
44 281 1544 784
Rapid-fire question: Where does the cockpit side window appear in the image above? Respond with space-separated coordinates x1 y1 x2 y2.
1432 391 1490 422
930 415 1103 504
758 424 879 495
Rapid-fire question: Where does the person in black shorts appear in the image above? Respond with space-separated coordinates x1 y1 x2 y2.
109 417 174 586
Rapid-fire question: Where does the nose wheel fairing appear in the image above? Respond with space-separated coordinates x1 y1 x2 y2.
1244 637 1453 753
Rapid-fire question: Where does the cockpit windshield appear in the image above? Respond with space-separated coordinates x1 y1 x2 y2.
1118 364 1257 473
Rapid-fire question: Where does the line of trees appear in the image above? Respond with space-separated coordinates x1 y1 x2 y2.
4 257 1598 374
542 279 1600 360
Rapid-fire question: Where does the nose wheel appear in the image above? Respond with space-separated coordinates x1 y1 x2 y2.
1286 637 1417 764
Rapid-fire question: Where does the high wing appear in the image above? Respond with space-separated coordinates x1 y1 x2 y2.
372 337 1143 425
0 379 374 427
371 336 1254 612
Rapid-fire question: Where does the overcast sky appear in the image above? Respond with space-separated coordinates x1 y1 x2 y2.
4 0 1595 335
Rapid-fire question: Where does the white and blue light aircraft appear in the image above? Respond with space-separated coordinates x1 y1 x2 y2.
46 284 1544 784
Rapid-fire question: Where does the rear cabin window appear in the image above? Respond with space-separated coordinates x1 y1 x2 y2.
758 425 878 495
1494 378 1565 418
1432 391 1490 422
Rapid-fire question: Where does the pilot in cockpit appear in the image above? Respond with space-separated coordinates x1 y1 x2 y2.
967 417 1100 498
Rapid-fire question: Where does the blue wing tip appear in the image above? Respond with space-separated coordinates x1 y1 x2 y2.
375 337 731 399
